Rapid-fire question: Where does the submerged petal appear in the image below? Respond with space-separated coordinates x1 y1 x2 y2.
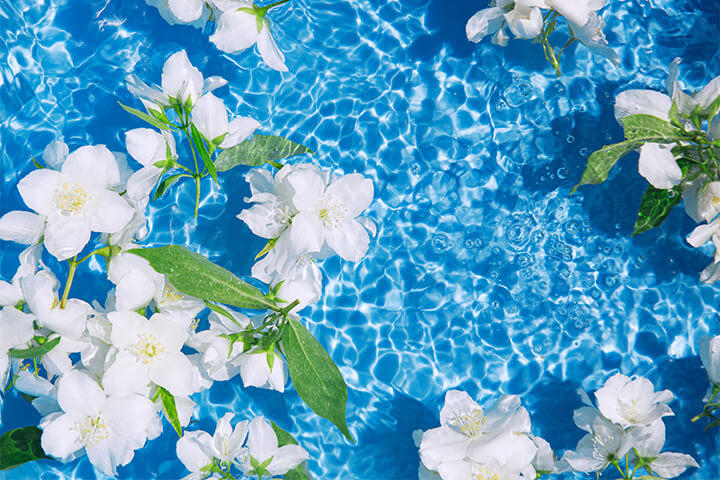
257 24 288 72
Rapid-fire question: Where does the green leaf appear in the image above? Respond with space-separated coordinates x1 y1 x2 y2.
571 140 643 193
8 337 61 359
621 114 682 140
154 173 188 200
118 102 171 131
158 386 182 437
215 135 314 172
269 422 313 480
128 245 278 311
282 318 353 442
0 427 50 470
632 186 682 235
190 124 218 184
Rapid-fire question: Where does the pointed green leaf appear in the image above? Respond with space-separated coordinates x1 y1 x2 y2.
0 427 50 470
215 135 314 172
158 386 182 437
128 245 279 311
118 102 171 131
571 140 643 193
270 422 314 480
255 237 278 260
621 114 682 140
153 173 189 200
282 318 353 442
190 124 218 184
632 186 682 235
8 337 61 359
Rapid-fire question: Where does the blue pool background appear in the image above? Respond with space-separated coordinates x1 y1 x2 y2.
1 0 719 478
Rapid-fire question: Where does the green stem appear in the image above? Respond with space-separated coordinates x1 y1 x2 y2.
59 257 79 309
194 175 201 219
625 453 630 479
539 34 561 77
262 0 290 10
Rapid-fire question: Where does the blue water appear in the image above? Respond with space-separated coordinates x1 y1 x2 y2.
1 0 719 478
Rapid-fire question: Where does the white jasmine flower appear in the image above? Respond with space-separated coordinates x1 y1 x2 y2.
545 0 605 27
285 165 374 262
700 335 720 385
238 347 287 392
126 50 227 108
16 145 135 260
594 373 674 428
39 369 155 476
0 307 36 383
102 311 197 397
632 420 698 478
177 412 249 478
568 12 619 65
209 0 288 72
562 415 640 472
187 309 250 381
683 175 720 223
0 244 42 307
503 0 545 40
419 390 538 478
237 167 299 240
191 92 260 148
125 127 177 204
241 416 308 477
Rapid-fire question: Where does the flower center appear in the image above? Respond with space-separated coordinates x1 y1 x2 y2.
161 282 185 304
473 464 500 480
449 408 487 437
55 182 89 216
618 398 642 423
312 196 348 228
73 414 109 447
128 333 165 364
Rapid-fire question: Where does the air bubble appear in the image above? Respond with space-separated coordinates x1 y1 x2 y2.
431 234 450 253
566 135 575 143
410 163 421 174
579 148 588 156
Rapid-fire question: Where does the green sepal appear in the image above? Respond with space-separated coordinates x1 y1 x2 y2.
255 237 278 260
668 101 683 129
632 186 682 236
128 245 279 311
118 102 172 131
8 337 61 359
215 135 314 172
270 421 314 480
190 123 219 184
149 106 170 125
0 426 50 470
282 318 354 442
158 386 182 437
30 156 44 170
154 173 189 200
249 455 273 476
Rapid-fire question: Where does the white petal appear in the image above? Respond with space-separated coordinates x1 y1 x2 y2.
209 10 259 54
267 445 309 475
687 218 720 247
237 203 287 239
651 452 699 478
125 128 169 167
638 143 682 190
125 73 169 105
439 390 482 427
418 426 469 471
177 430 214 472
0 211 45 245
102 351 151 396
325 173 374 218
466 8 504 43
694 76 720 112
58 369 106 416
547 0 591 26
18 169 61 216
203 75 228 94
41 413 84 460
150 353 196 396
247 416 277 462
62 145 121 190
161 50 204 105
219 117 261 148
290 212 325 254
168 0 204 23
42 140 69 170
44 216 91 261
88 190 134 234
614 90 672 122
325 219 370 262
127 166 164 203
699 335 720 384
257 24 288 72
192 93 229 142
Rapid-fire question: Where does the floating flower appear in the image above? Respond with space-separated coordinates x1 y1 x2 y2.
561 414 641 472
191 92 260 148
241 416 308 477
177 412 249 478
700 335 720 385
125 127 177 204
594 373 674 428
209 0 289 72
0 307 36 383
126 50 227 109
15 145 135 260
39 369 155 476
